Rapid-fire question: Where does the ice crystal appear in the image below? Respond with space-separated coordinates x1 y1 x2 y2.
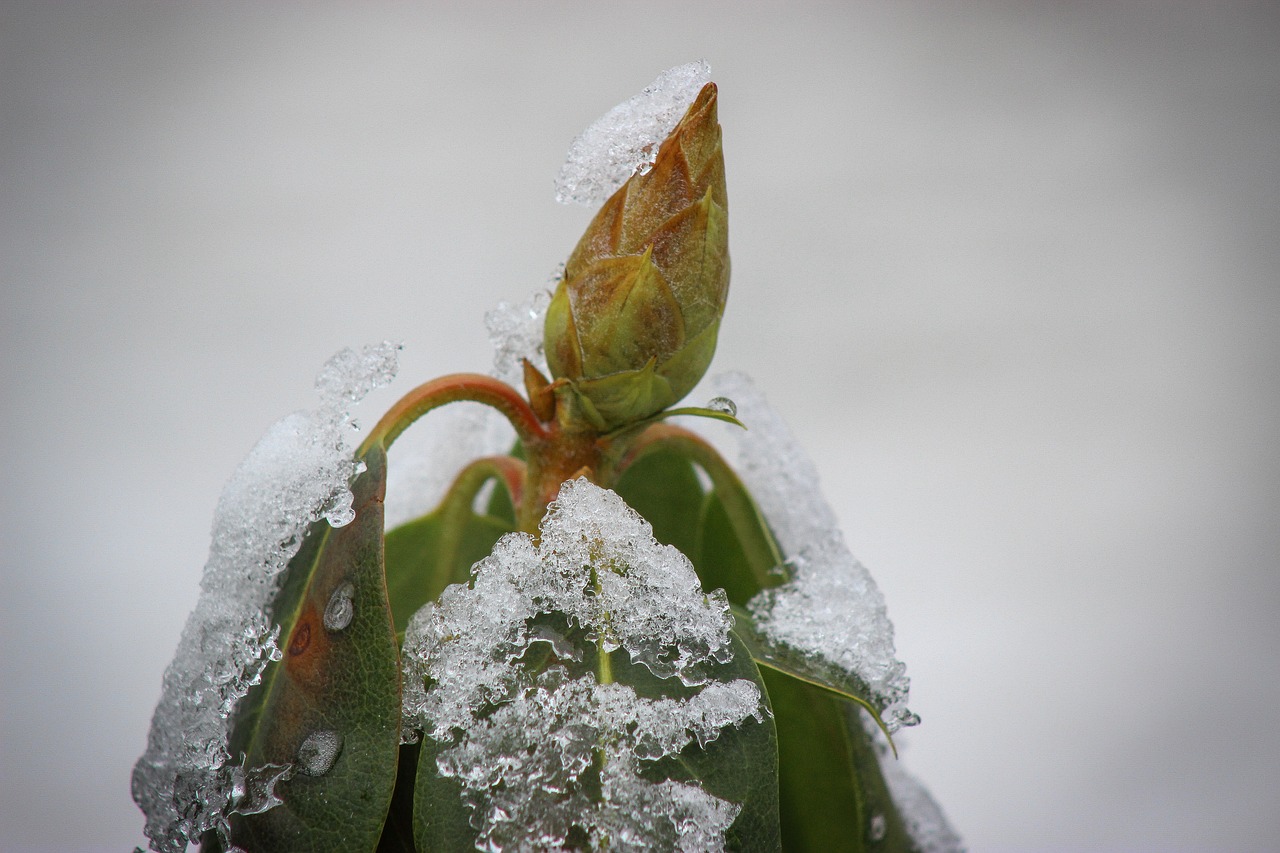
554 61 712 206
401 479 761 851
132 342 400 852
485 288 551 386
709 372 917 730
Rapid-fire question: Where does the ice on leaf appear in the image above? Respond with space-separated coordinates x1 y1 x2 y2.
132 342 400 853
554 60 712 206
878 746 966 852
708 371 918 731
401 478 762 851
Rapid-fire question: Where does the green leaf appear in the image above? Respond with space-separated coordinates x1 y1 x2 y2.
763 670 913 852
614 443 781 604
383 473 517 642
695 488 777 605
224 445 401 853
412 729 479 852
614 446 705 560
617 436 917 851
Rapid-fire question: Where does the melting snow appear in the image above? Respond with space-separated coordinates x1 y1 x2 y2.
401 478 762 851
878 745 966 852
554 61 712 206
708 371 917 731
132 342 400 852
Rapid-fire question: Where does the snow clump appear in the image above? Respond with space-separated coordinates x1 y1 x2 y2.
401 478 763 851
878 747 966 852
708 371 918 732
554 61 712 206
132 342 400 853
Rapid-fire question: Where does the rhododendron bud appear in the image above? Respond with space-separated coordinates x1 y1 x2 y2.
545 82 728 430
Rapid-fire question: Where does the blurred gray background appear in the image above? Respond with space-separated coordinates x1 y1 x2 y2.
3 2 1278 850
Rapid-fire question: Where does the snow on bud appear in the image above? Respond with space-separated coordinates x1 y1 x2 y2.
545 83 729 430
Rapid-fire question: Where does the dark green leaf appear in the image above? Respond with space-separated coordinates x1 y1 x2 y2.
695 489 774 605
412 731 479 852
225 445 401 853
614 443 781 605
382 462 518 642
384 509 512 642
763 669 913 852
614 446 705 560
620 437 917 851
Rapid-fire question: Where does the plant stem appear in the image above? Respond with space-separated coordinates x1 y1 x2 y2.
358 373 549 457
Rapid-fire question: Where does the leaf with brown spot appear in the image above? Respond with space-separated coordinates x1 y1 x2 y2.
221 445 401 853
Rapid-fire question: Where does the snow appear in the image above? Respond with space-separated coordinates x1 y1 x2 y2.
401 478 762 851
485 288 551 386
707 372 918 732
878 745 966 852
132 342 400 853
554 61 712 206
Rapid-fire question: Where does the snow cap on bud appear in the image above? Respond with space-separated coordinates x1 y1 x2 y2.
545 82 729 430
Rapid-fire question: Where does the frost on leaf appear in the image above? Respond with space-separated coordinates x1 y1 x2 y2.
132 342 400 853
402 479 762 851
554 60 712 206
877 742 966 852
709 372 918 731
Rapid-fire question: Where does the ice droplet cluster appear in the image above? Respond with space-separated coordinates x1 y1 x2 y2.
708 372 917 732
132 342 400 853
401 479 762 851
554 60 712 206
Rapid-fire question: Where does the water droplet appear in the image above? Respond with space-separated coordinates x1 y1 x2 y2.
527 624 583 662
705 396 737 417
228 766 247 803
869 812 887 842
297 730 342 777
324 582 355 632
231 762 290 815
323 490 356 528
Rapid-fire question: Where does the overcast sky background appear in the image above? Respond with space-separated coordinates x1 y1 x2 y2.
2 2 1278 851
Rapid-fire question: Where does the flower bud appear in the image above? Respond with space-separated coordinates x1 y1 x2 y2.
545 82 729 430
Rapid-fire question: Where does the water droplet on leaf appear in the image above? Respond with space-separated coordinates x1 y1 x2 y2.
322 490 356 528
323 582 355 632
705 396 737 417
296 730 342 777
869 812 887 842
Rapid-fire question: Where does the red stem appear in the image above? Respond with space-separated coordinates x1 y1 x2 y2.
358 373 549 456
